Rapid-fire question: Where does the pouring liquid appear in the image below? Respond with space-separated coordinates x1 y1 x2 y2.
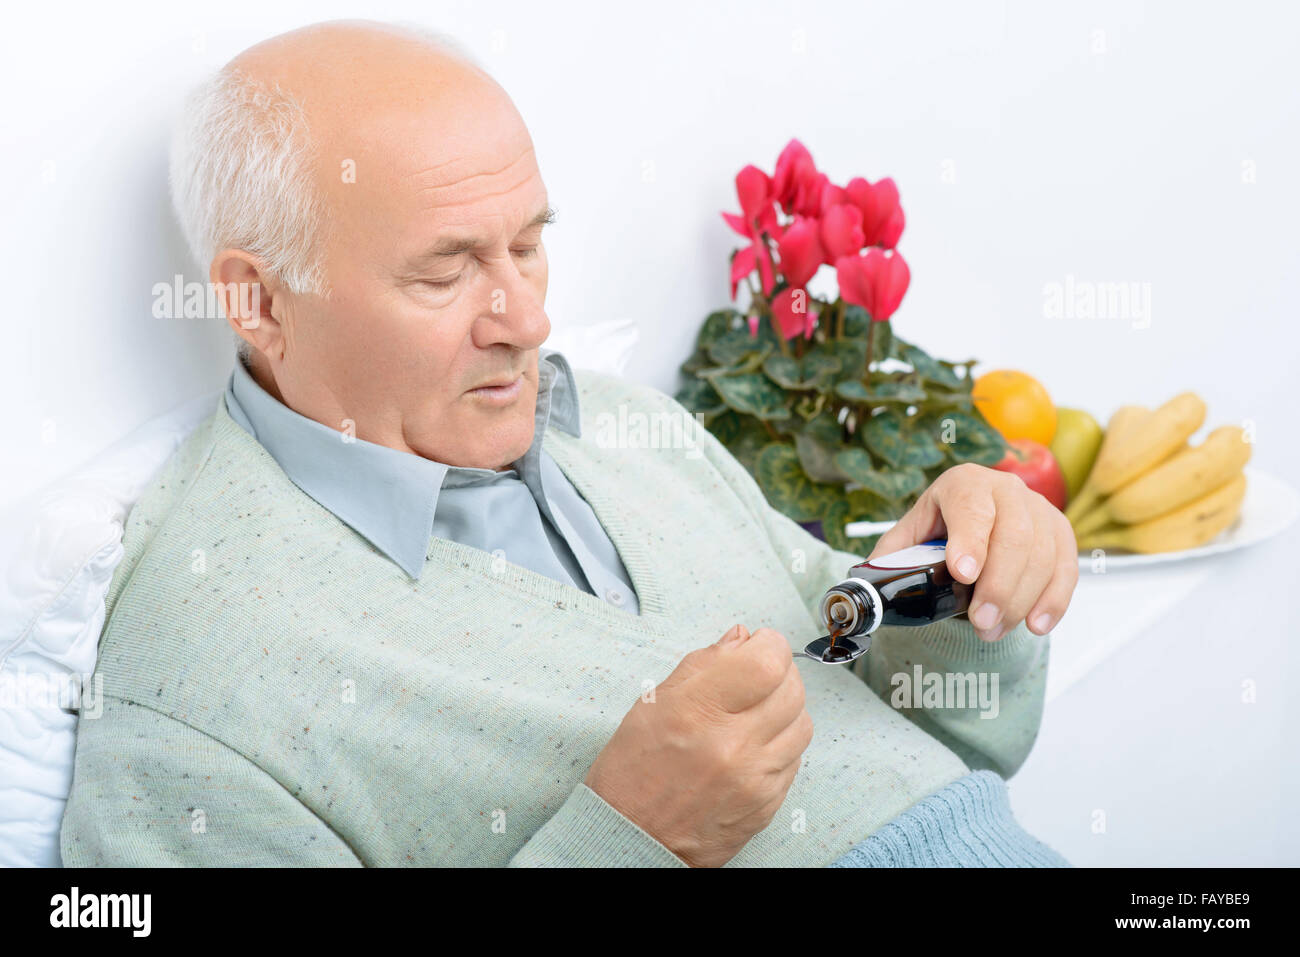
822 620 856 662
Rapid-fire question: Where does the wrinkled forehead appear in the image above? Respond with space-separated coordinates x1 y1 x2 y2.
314 79 543 250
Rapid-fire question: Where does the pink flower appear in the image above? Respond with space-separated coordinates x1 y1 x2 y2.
772 139 817 212
735 165 771 221
791 170 828 219
844 176 906 249
818 180 849 215
819 204 865 262
729 245 760 300
835 249 910 322
724 142 910 310
776 216 824 288
722 165 784 298
772 286 819 340
772 139 826 218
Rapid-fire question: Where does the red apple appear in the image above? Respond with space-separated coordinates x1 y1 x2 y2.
991 439 1068 511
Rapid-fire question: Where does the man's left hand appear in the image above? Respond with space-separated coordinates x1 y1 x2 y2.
867 463 1079 641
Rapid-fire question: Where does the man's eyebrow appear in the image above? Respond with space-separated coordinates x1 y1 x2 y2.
525 205 558 231
414 206 557 262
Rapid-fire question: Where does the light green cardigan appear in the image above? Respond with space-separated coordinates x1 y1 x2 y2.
60 369 1049 867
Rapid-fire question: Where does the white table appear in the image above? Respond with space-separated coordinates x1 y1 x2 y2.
1010 529 1299 865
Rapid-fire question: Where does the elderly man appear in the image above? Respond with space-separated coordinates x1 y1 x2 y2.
60 20 1077 868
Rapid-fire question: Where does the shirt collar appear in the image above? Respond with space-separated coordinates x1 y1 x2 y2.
224 347 582 579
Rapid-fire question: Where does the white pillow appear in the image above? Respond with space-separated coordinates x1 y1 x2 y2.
546 317 640 377
0 322 639 867
0 390 220 866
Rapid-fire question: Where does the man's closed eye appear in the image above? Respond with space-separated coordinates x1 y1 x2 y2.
424 248 539 289
423 275 463 290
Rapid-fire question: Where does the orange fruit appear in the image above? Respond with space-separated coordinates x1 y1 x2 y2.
972 370 1057 445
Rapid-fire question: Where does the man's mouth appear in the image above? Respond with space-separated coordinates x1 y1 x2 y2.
466 374 524 404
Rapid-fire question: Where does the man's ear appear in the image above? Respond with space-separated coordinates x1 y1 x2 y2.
209 250 287 361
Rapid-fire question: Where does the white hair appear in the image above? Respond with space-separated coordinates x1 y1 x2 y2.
167 22 482 357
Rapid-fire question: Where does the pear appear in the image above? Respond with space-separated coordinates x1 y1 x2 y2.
1050 408 1104 503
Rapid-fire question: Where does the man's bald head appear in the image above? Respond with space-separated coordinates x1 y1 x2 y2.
171 20 506 299
177 20 556 471
228 20 499 127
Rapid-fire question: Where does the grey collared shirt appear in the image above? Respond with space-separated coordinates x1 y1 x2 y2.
223 348 640 615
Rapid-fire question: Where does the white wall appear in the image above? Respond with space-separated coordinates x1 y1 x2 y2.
3 0 1297 864
5 0 1298 505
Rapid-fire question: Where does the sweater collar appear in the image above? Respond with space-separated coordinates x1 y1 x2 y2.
224 348 582 579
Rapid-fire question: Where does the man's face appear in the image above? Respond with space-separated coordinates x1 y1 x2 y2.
263 59 553 471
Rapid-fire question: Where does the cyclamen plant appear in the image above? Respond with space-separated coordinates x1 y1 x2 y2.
675 139 1007 553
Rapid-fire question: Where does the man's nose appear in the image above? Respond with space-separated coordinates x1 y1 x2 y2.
473 270 550 350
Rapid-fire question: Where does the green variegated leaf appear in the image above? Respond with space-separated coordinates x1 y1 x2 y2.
895 338 963 389
842 304 871 339
862 409 905 467
762 353 842 390
730 424 774 474
834 380 873 402
918 389 975 409
761 355 801 389
801 409 845 446
756 443 841 522
915 409 1007 466
814 340 866 382
708 373 790 420
709 411 772 474
674 376 725 417
833 448 928 501
707 328 771 367
864 380 927 403
803 354 842 388
899 421 946 467
696 308 742 350
834 378 925 404
708 408 743 445
794 432 850 484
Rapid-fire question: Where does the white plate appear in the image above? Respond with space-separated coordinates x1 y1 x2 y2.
1072 467 1299 568
841 468 1299 570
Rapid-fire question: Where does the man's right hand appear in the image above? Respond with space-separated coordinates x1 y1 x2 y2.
583 624 813 867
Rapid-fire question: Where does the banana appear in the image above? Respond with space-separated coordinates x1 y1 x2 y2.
1065 394 1205 523
1073 426 1251 537
1064 405 1148 523
1071 438 1195 535
1076 472 1246 554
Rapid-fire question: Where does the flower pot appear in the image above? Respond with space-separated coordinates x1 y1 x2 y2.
799 519 826 542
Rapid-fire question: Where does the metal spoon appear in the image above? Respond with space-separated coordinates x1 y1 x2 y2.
795 634 870 664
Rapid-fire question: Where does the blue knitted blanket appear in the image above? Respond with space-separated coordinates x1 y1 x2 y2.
830 770 1071 867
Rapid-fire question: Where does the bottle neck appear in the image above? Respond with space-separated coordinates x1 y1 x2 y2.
819 578 883 639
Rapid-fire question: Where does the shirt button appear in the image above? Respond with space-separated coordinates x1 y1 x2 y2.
605 587 625 606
